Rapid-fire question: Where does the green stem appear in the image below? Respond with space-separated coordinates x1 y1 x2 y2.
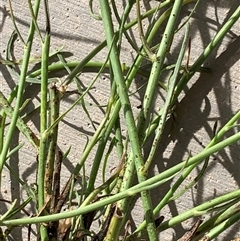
103 0 196 238
44 85 60 200
130 111 240 237
144 22 189 172
194 200 240 239
2 139 240 226
60 0 175 87
0 0 41 185
203 211 240 240
137 0 184 140
0 91 39 148
38 0 51 239
173 4 240 101
99 1 158 240
85 98 114 194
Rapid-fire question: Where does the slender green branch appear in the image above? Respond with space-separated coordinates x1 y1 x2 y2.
137 0 184 141
62 0 175 87
1 1 239 240
0 0 41 184
136 0 155 59
7 0 25 45
174 4 240 101
44 85 60 199
144 23 190 172
99 1 159 239
38 0 51 239
158 197 240 232
0 91 39 148
194 200 240 239
2 134 240 226
27 0 43 42
103 0 197 238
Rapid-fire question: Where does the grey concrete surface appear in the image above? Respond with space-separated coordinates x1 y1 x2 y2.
0 0 240 240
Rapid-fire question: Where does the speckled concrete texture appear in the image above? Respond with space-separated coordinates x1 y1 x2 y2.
0 1 240 240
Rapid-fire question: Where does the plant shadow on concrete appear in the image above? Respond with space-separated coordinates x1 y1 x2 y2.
0 0 240 240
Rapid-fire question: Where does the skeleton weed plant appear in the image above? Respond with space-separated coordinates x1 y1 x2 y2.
0 0 240 240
